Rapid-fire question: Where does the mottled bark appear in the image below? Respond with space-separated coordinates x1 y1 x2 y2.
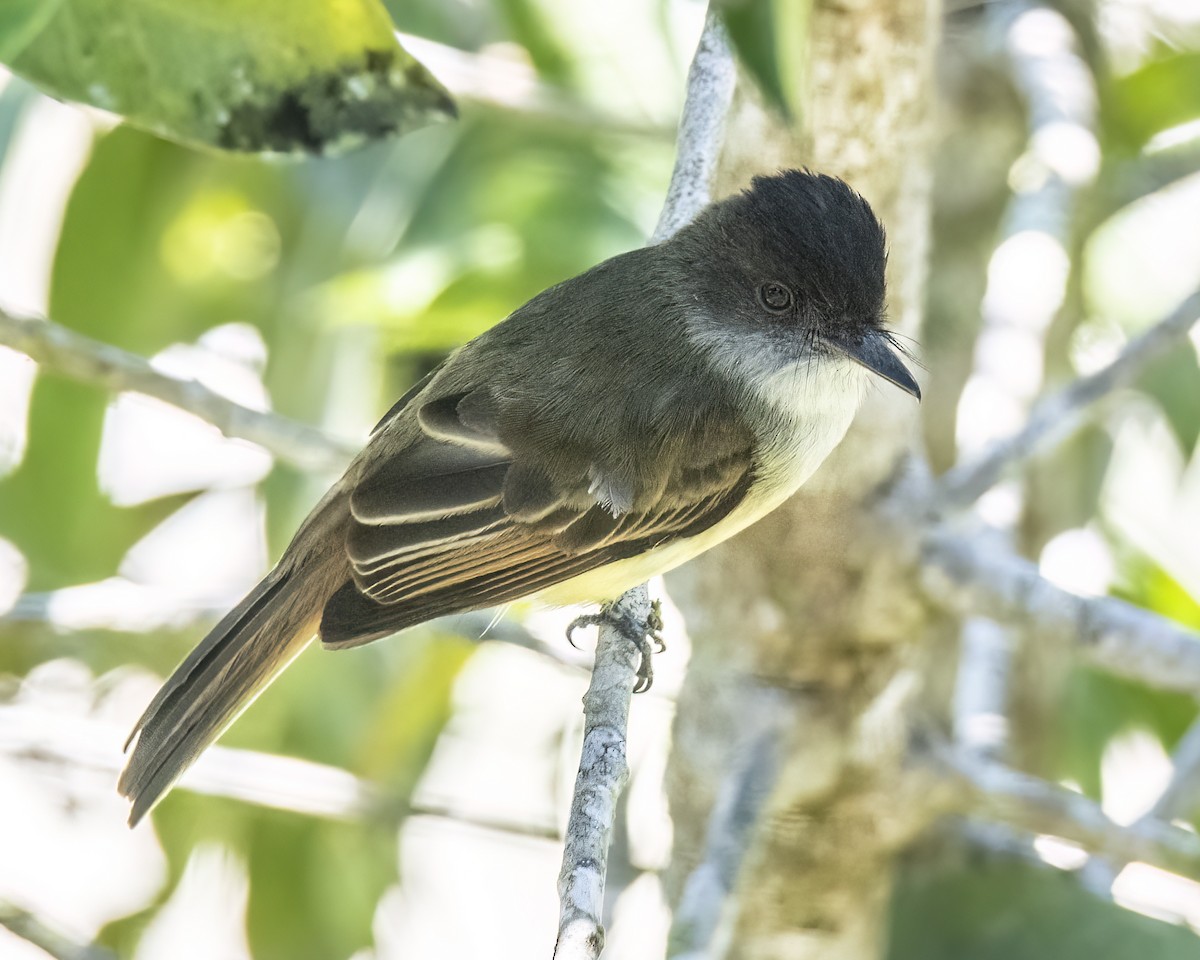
665 1 941 957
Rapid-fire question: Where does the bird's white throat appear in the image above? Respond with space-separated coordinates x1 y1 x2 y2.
746 354 868 495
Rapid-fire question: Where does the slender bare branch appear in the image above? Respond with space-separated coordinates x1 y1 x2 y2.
953 617 1015 760
0 309 356 472
938 289 1200 509
650 10 736 245
2 704 564 840
668 699 787 960
920 525 1200 694
0 581 580 666
925 740 1200 881
950 1 1097 485
553 11 735 958
1151 716 1200 823
0 904 115 960
554 585 647 960
1076 710 1200 898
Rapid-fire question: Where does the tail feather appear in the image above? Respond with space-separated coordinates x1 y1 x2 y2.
118 569 320 825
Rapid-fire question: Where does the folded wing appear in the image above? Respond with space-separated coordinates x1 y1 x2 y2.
320 384 753 647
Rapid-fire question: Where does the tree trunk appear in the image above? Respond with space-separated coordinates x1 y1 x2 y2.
665 1 941 957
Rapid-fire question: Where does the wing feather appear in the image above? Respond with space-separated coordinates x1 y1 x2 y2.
321 380 756 648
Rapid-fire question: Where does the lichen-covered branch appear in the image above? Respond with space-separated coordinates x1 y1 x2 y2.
554 11 735 957
921 525 1200 694
0 309 355 472
554 585 647 960
938 288 1200 508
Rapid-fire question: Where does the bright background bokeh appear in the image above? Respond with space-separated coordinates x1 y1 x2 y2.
0 0 1199 957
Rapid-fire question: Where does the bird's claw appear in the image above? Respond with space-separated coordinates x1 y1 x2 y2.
566 599 665 693
648 599 666 653
566 613 606 650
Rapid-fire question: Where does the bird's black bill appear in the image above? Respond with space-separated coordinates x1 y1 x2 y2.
840 332 921 400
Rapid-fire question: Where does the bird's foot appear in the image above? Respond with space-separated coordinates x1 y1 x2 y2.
567 599 665 693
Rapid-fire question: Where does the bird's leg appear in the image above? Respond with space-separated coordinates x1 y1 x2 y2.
567 599 665 693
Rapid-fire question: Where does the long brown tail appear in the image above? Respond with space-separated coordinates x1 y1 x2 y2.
119 491 350 826
117 568 318 824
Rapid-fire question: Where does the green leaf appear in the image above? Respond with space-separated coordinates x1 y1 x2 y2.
0 0 64 61
1104 52 1200 151
0 378 192 589
890 857 1200 960
7 0 455 155
719 0 810 119
1137 347 1200 458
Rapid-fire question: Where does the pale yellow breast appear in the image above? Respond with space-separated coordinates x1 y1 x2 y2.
536 358 867 607
534 480 798 606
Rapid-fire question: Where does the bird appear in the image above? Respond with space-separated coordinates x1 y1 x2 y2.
118 168 919 825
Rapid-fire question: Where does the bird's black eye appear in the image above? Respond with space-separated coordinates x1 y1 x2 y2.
758 281 793 313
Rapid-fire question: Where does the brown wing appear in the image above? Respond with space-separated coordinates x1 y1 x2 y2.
319 385 754 648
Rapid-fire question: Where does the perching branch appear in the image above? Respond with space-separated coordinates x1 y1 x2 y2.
650 11 737 246
920 525 1200 694
553 10 735 958
0 309 356 472
926 740 1200 881
554 584 648 960
938 289 1200 509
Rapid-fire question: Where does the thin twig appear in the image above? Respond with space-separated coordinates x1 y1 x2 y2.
925 740 1200 880
667 701 787 960
952 617 1015 760
1151 716 1200 823
1 704 564 840
0 582 580 667
1075 711 1200 898
920 525 1200 694
0 904 115 960
650 12 736 246
0 309 356 472
554 585 648 959
950 1 1096 484
554 13 736 956
938 289 1200 509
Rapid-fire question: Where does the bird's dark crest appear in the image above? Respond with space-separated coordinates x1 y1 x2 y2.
732 169 888 323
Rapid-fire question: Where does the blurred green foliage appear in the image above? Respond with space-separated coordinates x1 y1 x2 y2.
0 1 672 954
0 0 1199 957
1104 53 1200 152
719 0 809 119
891 858 1200 960
0 0 62 61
